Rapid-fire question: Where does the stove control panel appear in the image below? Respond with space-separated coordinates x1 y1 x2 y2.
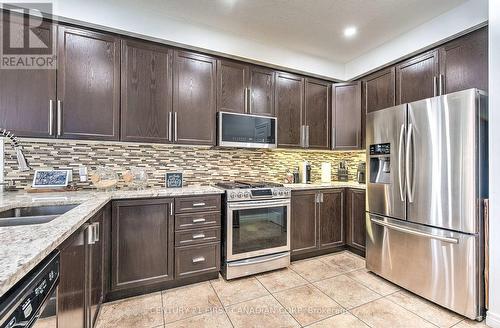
227 188 291 201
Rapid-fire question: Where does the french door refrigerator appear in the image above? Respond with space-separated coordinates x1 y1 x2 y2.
365 88 488 320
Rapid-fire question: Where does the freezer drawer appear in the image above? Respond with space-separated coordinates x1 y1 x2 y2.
366 214 483 320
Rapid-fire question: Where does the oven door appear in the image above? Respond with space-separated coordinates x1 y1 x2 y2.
226 199 290 261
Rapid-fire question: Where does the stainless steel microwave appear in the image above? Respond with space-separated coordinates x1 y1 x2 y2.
217 112 277 149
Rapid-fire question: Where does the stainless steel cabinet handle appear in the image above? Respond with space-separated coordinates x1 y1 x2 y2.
192 202 206 207
174 112 178 142
192 233 206 239
300 125 304 147
320 193 324 203
49 100 54 136
170 203 174 216
247 88 252 113
433 76 438 97
398 124 405 202
168 112 173 142
405 123 414 203
87 225 94 245
192 218 206 223
331 127 336 149
192 256 206 263
304 125 310 148
439 74 444 96
57 100 62 136
244 88 248 113
94 223 100 243
370 217 459 244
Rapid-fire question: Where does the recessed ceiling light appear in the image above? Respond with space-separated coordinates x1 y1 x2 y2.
343 26 357 38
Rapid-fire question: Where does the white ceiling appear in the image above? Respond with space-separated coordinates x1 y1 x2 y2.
142 0 467 63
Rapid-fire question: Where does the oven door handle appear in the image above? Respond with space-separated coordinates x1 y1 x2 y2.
227 252 290 267
227 199 290 210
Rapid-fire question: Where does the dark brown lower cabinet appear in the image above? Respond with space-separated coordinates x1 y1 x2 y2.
346 188 366 253
291 189 344 259
58 208 106 328
110 198 174 295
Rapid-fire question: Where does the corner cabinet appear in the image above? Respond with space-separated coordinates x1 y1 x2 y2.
346 188 366 253
291 188 344 259
110 198 174 296
58 208 106 328
332 82 362 150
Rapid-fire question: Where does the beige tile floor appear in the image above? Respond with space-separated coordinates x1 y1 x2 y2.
95 251 489 328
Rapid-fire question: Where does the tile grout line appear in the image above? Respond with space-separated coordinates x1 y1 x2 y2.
254 274 304 327
208 279 236 328
382 292 443 328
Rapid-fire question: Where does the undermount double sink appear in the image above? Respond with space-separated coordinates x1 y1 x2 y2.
0 204 79 227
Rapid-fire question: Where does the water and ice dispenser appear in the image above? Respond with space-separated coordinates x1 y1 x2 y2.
369 143 391 184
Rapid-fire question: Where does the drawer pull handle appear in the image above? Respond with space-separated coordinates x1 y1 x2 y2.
192 256 206 263
192 218 206 223
193 233 206 239
192 202 206 207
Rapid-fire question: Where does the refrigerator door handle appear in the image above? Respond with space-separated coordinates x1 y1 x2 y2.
398 123 405 202
406 123 414 203
370 217 459 244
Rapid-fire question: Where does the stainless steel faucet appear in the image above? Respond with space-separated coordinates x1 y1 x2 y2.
1 129 31 192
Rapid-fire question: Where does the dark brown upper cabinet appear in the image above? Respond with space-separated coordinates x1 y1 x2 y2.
57 27 120 141
111 198 174 294
362 67 396 113
120 39 173 143
0 13 56 138
217 59 248 114
332 82 362 150
248 66 275 116
438 27 488 94
395 50 439 105
305 78 330 150
217 60 275 117
173 50 217 145
276 72 304 148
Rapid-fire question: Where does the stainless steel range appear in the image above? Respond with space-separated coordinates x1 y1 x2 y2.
216 181 291 280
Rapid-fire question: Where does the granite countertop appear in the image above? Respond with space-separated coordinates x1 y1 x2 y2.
284 181 366 190
0 186 223 298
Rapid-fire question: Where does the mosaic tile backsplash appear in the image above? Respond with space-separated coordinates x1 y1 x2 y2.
3 139 366 190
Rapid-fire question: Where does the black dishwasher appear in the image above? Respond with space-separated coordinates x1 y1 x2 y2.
0 251 59 328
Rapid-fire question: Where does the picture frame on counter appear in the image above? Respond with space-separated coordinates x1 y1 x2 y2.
32 170 71 188
165 172 183 188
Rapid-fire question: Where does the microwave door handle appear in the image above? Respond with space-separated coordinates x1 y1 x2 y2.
398 123 405 202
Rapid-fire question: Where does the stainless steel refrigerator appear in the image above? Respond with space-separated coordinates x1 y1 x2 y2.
366 88 488 320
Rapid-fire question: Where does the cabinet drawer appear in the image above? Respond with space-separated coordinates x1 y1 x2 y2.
175 227 220 246
175 243 220 279
175 195 221 214
175 212 221 230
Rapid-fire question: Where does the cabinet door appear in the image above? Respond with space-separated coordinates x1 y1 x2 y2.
111 198 174 292
58 227 86 328
396 50 439 104
0 13 56 137
173 50 217 145
332 82 361 150
57 27 120 140
276 72 304 148
291 190 318 255
217 59 249 114
319 189 344 249
305 78 330 150
439 27 488 94
89 211 104 327
346 189 366 252
362 67 395 113
249 66 275 116
121 40 172 143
